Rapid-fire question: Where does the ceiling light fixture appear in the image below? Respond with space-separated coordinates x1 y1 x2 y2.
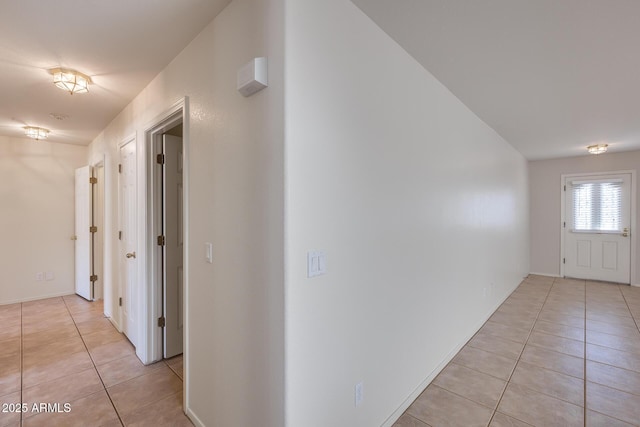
49 68 91 94
587 144 608 155
24 126 50 140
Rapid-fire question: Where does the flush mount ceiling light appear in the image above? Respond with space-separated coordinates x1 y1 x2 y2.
24 126 50 140
587 144 608 155
49 68 91 94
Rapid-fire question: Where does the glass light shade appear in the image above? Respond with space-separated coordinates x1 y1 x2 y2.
587 144 608 155
51 68 90 94
24 126 50 140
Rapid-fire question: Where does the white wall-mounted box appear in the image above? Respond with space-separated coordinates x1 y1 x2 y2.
237 57 268 97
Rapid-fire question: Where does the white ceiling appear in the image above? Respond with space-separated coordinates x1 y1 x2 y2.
351 0 640 160
0 0 230 146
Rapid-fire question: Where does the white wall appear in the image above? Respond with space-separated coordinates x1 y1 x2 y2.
87 0 284 425
284 1 530 425
530 150 640 285
0 136 87 304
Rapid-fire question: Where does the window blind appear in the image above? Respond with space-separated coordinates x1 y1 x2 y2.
571 180 622 231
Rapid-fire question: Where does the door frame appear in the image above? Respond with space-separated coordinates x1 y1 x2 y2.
142 97 189 368
560 170 637 284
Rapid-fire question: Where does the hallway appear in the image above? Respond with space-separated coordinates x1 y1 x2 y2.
395 275 640 427
0 295 190 426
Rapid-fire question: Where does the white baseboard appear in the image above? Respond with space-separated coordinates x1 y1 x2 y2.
528 272 561 278
185 407 205 427
380 283 517 427
0 291 76 306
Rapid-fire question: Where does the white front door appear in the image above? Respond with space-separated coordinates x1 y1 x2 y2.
75 166 93 300
120 139 137 346
564 173 631 283
163 134 184 358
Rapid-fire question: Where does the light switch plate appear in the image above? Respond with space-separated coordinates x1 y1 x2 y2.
307 251 326 278
205 242 213 264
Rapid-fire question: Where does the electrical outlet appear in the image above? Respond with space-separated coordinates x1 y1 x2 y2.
355 382 363 406
35 272 44 281
45 272 54 281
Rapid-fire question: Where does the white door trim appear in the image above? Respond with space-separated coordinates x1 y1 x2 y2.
560 169 636 284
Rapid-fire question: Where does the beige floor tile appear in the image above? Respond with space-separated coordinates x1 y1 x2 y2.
585 410 635 427
587 312 638 328
586 381 640 425
533 319 585 342
97 354 165 388
586 330 640 354
22 336 87 366
489 412 533 427
0 321 20 342
23 390 120 427
587 343 640 373
510 361 584 406
168 359 183 380
22 368 103 418
406 385 493 427
433 363 506 409
22 325 80 353
536 310 585 328
586 319 640 339
121 391 192 426
75 318 116 336
107 365 182 416
497 383 583 427
468 331 524 360
392 413 430 427
520 345 584 379
0 391 21 427
0 358 21 398
528 331 585 358
479 321 531 344
89 339 136 366
82 329 127 350
489 311 537 331
452 345 516 381
22 350 94 388
22 316 75 335
587 360 640 396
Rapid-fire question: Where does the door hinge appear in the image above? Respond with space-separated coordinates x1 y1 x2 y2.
90 226 98 233
90 274 98 282
157 235 166 246
158 316 166 327
157 154 165 164
563 185 566 191
118 164 122 173
563 221 566 228
89 177 97 184
118 231 122 240
563 258 566 264
119 297 122 307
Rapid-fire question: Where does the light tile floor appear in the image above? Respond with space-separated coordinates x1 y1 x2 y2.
394 275 640 427
0 295 191 427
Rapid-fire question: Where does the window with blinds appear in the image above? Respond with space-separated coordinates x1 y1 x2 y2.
571 179 622 232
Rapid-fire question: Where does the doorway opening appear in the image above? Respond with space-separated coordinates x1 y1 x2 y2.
561 171 636 284
144 99 189 369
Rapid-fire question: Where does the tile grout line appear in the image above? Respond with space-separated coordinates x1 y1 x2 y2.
583 280 587 427
20 302 23 427
61 297 125 427
619 286 640 334
485 277 555 427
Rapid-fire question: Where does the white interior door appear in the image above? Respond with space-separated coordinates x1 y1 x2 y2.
163 134 184 358
564 173 631 283
120 140 137 346
75 166 93 300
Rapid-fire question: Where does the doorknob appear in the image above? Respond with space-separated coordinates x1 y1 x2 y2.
622 227 629 237
126 252 136 259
